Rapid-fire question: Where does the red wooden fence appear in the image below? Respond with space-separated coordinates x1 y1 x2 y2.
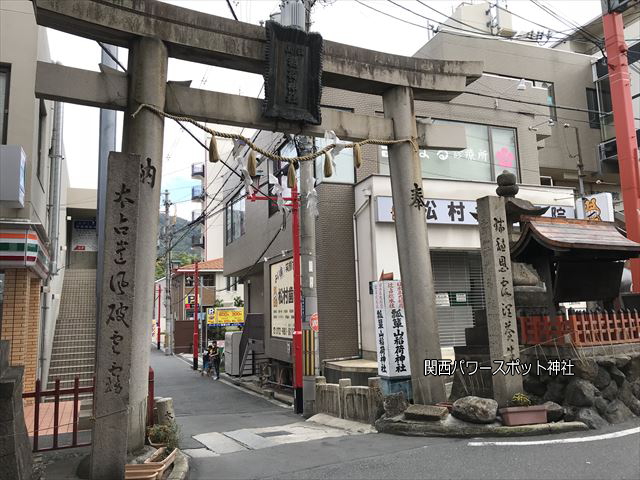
519 310 640 346
22 367 156 452
22 377 94 452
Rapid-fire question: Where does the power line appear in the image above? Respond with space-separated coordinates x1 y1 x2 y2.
225 0 239 21
413 0 492 34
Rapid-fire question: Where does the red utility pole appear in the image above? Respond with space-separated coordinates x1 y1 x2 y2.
157 284 162 350
291 185 303 414
193 261 200 370
603 11 640 291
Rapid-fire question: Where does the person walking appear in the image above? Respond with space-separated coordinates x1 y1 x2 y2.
210 342 221 380
201 346 210 377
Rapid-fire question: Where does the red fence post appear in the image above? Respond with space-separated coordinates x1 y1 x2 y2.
147 367 155 427
569 311 579 346
72 377 79 447
33 379 41 452
52 378 60 449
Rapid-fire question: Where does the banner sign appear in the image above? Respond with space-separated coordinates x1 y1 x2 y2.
372 280 411 378
207 307 244 326
71 219 98 251
271 258 295 338
375 196 575 225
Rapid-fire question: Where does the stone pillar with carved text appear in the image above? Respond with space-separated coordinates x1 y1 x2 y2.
477 195 524 407
382 86 446 405
90 153 141 479
121 36 168 451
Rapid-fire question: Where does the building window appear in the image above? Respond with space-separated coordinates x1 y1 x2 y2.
532 80 557 121
314 137 355 184
379 120 520 182
586 88 600 129
225 188 245 244
0 65 10 144
595 76 614 141
202 274 216 287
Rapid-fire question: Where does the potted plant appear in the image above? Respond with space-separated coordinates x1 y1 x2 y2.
147 421 180 451
499 393 548 426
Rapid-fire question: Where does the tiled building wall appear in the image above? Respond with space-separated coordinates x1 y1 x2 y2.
0 269 40 390
315 183 359 361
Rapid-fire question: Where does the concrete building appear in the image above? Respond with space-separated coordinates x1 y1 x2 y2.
220 1 639 386
0 1 68 391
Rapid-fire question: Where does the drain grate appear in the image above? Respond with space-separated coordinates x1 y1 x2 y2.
257 430 292 438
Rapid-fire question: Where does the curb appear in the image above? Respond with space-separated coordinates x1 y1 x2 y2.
375 416 589 438
307 413 377 434
167 449 189 480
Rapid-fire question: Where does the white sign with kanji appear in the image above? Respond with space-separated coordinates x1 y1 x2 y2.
372 280 411 378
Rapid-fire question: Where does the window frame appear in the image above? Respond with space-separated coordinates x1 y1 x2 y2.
586 88 600 129
424 119 521 182
225 187 246 245
0 64 11 145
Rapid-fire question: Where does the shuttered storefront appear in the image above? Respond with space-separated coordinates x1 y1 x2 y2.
431 251 486 347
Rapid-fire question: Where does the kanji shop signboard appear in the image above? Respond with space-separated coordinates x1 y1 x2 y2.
375 196 575 225
372 280 411 378
262 21 323 125
271 258 295 338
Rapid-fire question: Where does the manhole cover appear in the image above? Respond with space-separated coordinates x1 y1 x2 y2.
258 430 292 438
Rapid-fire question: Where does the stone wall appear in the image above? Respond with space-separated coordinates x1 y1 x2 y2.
314 376 383 424
521 353 640 428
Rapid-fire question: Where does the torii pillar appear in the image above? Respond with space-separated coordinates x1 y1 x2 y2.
121 37 168 452
383 86 447 404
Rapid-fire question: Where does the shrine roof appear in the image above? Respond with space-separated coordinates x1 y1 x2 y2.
511 216 640 261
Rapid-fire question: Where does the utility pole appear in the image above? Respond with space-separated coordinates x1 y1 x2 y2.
193 261 200 370
278 0 317 415
602 2 640 292
162 190 173 355
157 284 162 350
564 124 586 197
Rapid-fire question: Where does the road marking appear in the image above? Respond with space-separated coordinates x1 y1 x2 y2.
468 426 640 446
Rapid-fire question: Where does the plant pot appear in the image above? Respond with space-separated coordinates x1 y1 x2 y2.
499 405 548 426
148 438 166 448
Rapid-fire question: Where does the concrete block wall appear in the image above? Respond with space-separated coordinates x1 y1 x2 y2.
0 269 40 391
315 376 382 424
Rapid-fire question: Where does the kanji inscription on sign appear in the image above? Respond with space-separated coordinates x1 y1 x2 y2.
263 20 323 125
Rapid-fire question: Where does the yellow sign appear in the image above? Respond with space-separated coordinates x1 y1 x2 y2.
207 307 244 326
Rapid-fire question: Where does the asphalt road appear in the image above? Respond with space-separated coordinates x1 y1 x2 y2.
151 348 640 480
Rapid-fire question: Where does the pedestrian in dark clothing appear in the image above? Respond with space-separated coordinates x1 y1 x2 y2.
210 343 221 380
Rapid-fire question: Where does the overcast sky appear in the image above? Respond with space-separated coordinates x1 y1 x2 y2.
46 0 603 219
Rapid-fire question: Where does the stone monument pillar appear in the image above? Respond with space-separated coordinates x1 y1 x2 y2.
477 195 524 406
91 153 142 479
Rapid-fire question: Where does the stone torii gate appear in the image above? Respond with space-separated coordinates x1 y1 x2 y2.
31 0 482 470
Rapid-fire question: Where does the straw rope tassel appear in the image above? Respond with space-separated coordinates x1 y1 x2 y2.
324 151 334 178
287 162 297 189
208 136 220 163
353 143 362 169
247 150 257 177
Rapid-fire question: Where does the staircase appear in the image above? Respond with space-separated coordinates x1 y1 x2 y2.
47 269 96 393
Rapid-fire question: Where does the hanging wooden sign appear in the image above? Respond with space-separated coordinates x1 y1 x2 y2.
263 20 323 125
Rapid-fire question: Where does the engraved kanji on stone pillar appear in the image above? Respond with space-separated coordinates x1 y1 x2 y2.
91 153 141 480
477 195 523 407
